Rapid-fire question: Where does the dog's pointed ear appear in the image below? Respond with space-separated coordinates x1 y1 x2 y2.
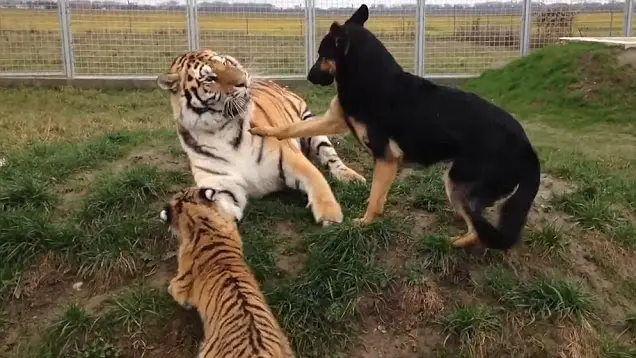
329 21 348 48
345 4 369 26
329 21 345 37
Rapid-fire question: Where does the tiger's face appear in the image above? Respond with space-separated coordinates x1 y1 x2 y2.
160 187 238 243
157 50 252 119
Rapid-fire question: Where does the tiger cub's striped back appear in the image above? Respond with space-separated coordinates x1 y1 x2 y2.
160 187 295 358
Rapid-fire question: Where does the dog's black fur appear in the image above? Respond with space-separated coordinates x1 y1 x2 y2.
308 4 541 250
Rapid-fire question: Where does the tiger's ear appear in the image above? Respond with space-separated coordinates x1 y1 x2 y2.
157 73 179 91
201 188 216 201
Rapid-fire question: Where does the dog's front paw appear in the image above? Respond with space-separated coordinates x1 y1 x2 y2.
249 126 279 138
353 211 380 225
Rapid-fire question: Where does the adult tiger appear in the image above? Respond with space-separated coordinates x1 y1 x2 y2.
156 50 364 226
160 187 295 358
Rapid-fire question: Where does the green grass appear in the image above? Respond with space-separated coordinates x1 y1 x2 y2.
2 42 636 357
268 218 400 354
482 269 594 321
464 42 636 129
105 285 175 334
526 223 569 257
519 279 594 321
417 234 459 276
440 306 501 345
601 339 636 358
37 304 98 357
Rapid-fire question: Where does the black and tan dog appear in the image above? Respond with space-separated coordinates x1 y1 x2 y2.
250 4 541 250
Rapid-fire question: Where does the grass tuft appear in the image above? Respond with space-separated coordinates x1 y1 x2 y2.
392 165 448 213
268 217 401 355
482 266 519 306
417 234 458 276
625 312 636 334
526 223 569 256
105 285 175 334
38 304 97 357
519 279 594 321
600 339 636 358
440 305 501 345
79 165 171 221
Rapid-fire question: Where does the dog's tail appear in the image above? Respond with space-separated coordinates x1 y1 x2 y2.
465 146 541 250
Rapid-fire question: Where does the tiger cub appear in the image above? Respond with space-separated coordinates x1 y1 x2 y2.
160 187 295 358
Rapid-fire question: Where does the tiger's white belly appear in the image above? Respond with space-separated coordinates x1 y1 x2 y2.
186 133 284 198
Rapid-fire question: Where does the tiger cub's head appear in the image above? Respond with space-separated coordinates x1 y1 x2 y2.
160 187 239 242
157 50 252 121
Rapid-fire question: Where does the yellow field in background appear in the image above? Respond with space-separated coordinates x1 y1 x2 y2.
0 9 630 36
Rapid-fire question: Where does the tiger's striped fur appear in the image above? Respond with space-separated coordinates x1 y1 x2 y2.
160 187 295 358
157 49 365 226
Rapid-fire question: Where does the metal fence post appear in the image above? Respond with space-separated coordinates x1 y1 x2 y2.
414 0 426 77
304 0 316 76
186 0 200 51
624 0 633 37
520 0 532 57
57 0 74 79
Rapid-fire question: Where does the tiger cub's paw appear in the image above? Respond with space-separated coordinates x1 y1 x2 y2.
168 278 193 309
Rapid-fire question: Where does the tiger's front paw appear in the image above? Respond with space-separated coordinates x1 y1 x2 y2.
310 197 344 226
249 126 281 139
168 278 192 309
334 167 366 184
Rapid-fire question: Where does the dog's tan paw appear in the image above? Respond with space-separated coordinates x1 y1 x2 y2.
249 126 279 138
353 212 378 225
450 232 480 248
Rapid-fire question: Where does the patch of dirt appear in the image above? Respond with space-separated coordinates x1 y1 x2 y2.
571 47 636 98
410 209 438 235
617 48 636 68
272 220 307 278
567 232 636 322
554 324 599 358
348 279 448 357
113 303 202 358
0 255 93 355
349 323 444 358
118 148 189 174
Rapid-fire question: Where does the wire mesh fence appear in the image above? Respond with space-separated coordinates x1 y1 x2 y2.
71 1 188 75
531 0 626 50
315 1 417 73
424 0 522 74
0 0 63 74
0 0 633 79
199 0 306 76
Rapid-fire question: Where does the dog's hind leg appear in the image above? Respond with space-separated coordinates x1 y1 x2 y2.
443 170 481 248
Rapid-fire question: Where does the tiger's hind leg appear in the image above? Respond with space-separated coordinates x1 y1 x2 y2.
301 134 366 184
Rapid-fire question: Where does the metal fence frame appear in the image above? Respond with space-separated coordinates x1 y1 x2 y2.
0 0 634 83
